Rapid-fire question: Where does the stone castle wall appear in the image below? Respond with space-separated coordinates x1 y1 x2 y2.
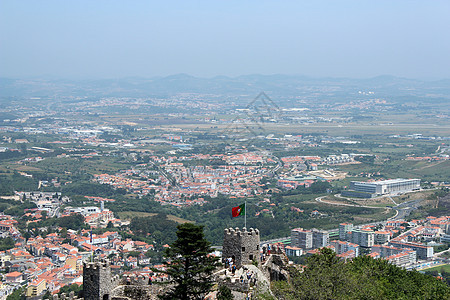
83 260 120 300
222 227 260 268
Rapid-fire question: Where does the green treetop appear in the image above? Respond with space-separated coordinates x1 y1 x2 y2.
273 247 450 299
155 222 220 300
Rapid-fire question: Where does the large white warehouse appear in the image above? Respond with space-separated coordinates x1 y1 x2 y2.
349 178 421 195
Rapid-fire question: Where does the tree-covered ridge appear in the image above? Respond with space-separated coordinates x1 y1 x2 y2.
129 213 179 245
273 248 450 300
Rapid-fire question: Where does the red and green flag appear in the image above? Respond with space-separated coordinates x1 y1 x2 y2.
232 203 245 217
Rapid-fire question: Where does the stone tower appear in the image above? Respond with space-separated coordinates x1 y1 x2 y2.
223 227 260 268
83 260 118 300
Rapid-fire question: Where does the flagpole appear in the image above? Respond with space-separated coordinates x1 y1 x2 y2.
244 200 247 229
90 229 93 263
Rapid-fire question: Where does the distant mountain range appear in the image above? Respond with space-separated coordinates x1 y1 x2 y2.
0 74 449 102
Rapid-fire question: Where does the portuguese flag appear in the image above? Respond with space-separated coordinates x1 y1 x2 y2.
232 203 245 217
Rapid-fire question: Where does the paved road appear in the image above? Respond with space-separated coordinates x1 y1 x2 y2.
149 161 179 187
434 248 450 259
252 191 432 248
315 196 381 209
391 199 423 220
388 196 397 206
52 206 61 218
260 236 291 245
317 195 427 221
267 154 282 174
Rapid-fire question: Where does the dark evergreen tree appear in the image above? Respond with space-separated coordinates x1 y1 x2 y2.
0 237 15 251
6 287 26 300
217 285 234 300
155 223 220 300
272 247 450 300
57 213 85 230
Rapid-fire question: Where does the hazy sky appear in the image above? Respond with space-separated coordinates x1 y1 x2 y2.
1 0 449 79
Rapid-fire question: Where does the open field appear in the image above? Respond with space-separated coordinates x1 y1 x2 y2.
159 121 450 136
353 196 395 207
319 195 360 206
422 264 450 273
351 208 395 223
333 190 437 207
394 190 437 201
337 160 450 182
31 157 131 177
282 193 395 227
334 195 395 208
0 156 131 178
11 165 43 172
372 191 430 204
308 170 348 180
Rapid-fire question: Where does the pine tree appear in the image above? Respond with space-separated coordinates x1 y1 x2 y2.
156 223 220 300
217 285 234 300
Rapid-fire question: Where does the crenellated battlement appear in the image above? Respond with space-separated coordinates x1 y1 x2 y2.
224 227 260 237
81 258 168 299
83 259 111 271
121 274 151 286
53 291 80 300
223 227 261 268
83 259 117 300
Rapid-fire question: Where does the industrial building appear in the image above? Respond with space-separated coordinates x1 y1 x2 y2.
342 178 420 198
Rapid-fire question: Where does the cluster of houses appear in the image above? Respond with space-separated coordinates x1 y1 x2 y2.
0 216 20 239
0 215 164 299
94 152 277 206
1 203 449 299
92 151 360 206
283 216 450 270
15 192 71 218
63 205 126 229
0 192 162 298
